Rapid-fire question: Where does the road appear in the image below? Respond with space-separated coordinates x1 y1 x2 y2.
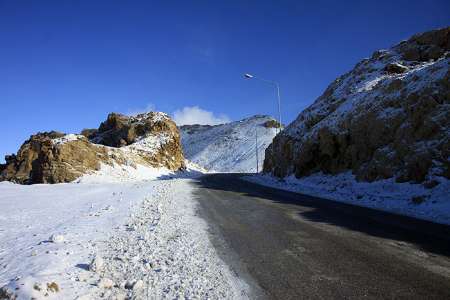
193 173 450 299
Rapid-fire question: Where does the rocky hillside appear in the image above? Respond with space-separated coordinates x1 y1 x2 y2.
0 112 184 184
264 27 450 185
180 115 280 173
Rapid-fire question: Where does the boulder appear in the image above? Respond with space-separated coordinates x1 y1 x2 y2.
384 62 408 74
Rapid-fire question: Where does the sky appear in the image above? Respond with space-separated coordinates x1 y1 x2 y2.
1 0 449 161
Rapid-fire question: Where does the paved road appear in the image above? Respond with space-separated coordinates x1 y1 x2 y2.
193 173 450 299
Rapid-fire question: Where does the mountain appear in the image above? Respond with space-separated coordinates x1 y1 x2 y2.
180 115 280 173
0 112 184 184
264 27 450 185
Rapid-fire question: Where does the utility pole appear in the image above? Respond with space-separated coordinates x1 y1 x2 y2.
255 127 259 174
276 82 282 134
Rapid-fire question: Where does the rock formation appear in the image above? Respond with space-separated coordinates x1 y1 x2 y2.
264 27 450 184
0 112 184 184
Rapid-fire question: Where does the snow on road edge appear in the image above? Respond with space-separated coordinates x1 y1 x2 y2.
244 172 450 225
79 178 249 299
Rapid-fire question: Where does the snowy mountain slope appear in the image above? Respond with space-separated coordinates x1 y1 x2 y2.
180 115 280 173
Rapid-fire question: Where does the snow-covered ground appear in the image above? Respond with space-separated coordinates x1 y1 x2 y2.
0 165 248 299
245 172 450 225
180 115 278 173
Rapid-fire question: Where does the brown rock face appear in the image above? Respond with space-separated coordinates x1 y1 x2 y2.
264 27 450 183
0 133 109 184
262 120 282 128
1 112 185 184
91 112 185 170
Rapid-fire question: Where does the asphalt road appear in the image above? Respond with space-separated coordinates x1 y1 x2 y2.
193 173 450 300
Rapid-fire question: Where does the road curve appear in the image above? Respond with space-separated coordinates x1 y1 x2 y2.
193 173 450 299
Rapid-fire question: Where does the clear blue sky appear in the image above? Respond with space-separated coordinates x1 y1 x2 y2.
1 0 449 161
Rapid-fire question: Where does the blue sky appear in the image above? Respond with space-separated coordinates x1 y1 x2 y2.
1 0 449 161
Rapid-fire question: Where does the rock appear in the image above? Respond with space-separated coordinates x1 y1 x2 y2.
49 234 65 243
384 62 408 74
97 278 114 289
0 133 108 184
46 282 59 293
0 285 16 300
264 27 450 184
132 280 144 290
124 280 135 290
411 196 426 205
89 256 104 273
77 272 90 282
111 292 127 300
398 27 450 61
262 119 282 128
423 179 439 189
80 128 98 139
1 112 185 184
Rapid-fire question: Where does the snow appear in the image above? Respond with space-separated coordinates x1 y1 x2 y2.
51 134 84 145
122 132 172 155
0 164 248 299
180 115 278 173
244 172 450 225
283 50 449 140
76 163 173 184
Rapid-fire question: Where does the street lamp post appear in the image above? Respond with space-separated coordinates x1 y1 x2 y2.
255 126 259 174
244 73 282 134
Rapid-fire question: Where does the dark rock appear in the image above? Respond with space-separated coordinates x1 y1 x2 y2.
384 63 408 74
262 120 282 128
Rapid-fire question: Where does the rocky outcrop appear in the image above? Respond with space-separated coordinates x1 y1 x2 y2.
262 120 282 129
1 112 184 184
0 133 110 184
264 27 450 184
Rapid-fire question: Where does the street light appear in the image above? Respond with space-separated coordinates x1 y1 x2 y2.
255 126 259 174
244 73 282 134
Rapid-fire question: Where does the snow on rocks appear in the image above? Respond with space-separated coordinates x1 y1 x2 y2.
49 234 65 244
97 277 114 289
51 134 84 145
89 255 104 273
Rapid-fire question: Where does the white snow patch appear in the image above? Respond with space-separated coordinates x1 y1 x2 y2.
51 134 84 145
76 163 172 184
245 172 450 225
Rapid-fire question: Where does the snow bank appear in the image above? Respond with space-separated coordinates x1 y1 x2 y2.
76 163 173 184
0 166 247 299
0 180 151 299
244 173 450 225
